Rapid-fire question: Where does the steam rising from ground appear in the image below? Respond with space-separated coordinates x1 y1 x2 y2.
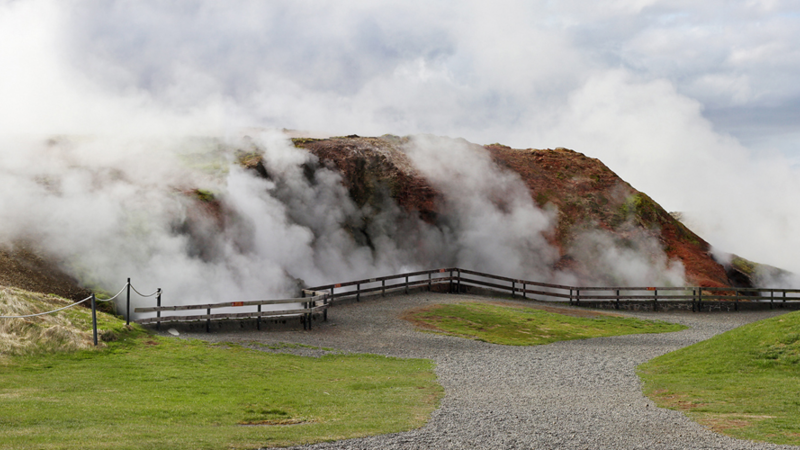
404 135 559 279
568 227 686 287
0 131 688 315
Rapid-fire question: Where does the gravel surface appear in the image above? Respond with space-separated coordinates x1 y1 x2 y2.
165 292 800 450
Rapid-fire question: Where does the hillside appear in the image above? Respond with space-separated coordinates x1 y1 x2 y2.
287 135 731 287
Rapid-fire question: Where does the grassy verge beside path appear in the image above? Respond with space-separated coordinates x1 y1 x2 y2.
403 301 687 346
639 310 800 446
0 289 442 450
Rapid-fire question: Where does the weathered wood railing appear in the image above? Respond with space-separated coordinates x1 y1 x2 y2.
306 268 457 303
132 267 800 332
308 267 800 312
133 291 330 331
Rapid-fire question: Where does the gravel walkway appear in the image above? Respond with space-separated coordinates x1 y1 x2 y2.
170 292 800 450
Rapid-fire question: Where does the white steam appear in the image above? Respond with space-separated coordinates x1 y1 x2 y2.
0 131 690 316
403 135 559 279
568 227 686 287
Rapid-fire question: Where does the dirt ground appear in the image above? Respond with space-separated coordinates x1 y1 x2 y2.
0 243 91 301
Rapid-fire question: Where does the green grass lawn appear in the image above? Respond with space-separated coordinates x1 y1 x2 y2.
404 301 687 346
0 289 443 450
639 310 800 445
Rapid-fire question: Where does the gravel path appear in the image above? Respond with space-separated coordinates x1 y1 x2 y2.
170 292 800 450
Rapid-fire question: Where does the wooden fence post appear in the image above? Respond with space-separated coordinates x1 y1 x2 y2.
616 290 620 310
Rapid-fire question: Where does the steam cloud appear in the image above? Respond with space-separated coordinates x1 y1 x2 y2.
2 0 798 315
0 131 689 316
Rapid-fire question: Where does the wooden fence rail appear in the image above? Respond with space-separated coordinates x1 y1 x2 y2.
134 291 330 331
308 267 800 313
132 267 800 333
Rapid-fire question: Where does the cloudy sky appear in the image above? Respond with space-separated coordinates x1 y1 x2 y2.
2 0 800 275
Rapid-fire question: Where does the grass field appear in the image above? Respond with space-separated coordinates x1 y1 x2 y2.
639 310 800 446
0 289 443 450
403 301 687 346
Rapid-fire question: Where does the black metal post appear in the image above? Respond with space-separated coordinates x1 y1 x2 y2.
126 277 131 325
206 308 211 333
405 276 409 295
654 288 658 312
91 293 98 346
257 304 261 330
357 283 361 302
428 272 432 291
616 290 620 310
457 269 461 293
156 288 162 331
576 289 580 306
511 281 516 298
523 282 527 299
382 279 386 297
569 288 573 306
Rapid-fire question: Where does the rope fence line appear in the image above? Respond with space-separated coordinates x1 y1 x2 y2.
0 294 94 319
0 279 161 346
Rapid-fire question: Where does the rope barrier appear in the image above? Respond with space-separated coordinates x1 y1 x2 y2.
0 294 93 319
96 283 130 302
0 280 142 318
129 283 159 298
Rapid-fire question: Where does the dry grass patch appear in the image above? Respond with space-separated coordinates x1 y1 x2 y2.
0 286 122 361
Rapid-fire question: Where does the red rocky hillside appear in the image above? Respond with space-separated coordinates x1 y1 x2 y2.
286 135 733 288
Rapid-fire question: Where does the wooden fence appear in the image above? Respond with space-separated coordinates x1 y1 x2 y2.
133 290 330 331
307 267 800 312
131 267 800 332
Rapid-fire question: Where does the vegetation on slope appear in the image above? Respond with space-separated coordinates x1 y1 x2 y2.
0 286 123 360
403 301 687 346
0 288 442 449
639 311 800 445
